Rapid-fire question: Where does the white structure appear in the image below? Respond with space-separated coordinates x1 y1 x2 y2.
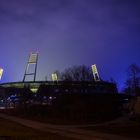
51 73 58 82
23 53 38 82
0 68 3 80
91 64 100 81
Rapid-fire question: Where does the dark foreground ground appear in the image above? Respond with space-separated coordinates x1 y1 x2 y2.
0 118 77 140
0 112 140 140
82 117 140 139
0 113 140 140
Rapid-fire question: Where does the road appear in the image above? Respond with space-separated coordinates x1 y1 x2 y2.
0 113 139 140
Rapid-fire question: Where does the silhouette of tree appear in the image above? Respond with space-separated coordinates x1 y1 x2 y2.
60 65 93 81
124 79 133 95
126 64 140 96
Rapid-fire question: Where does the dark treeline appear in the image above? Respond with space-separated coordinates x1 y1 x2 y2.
57 65 93 81
123 64 140 96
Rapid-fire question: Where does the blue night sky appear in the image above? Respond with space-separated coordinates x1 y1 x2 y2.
0 0 140 91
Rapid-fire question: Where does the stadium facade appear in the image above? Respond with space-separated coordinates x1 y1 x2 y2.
0 80 117 95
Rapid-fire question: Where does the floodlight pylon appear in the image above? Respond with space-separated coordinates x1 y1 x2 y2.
91 64 100 81
0 68 3 80
23 53 38 82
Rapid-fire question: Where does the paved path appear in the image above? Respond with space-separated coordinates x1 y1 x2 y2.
0 113 139 140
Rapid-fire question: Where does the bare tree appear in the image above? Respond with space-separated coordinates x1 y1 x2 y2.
126 64 140 96
60 65 93 81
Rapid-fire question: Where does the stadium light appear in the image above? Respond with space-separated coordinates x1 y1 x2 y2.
0 68 3 80
91 64 100 81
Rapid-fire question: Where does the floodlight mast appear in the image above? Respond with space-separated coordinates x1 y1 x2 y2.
91 64 100 82
0 68 3 81
23 52 38 82
51 73 58 82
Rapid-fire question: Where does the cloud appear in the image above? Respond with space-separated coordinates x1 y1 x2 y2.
0 0 139 28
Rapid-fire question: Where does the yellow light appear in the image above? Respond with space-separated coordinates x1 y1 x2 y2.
91 64 98 73
30 88 38 93
0 68 3 80
51 73 58 81
28 53 38 63
91 64 100 81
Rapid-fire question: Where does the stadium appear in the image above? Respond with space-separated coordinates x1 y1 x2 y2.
0 53 117 94
0 53 118 109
